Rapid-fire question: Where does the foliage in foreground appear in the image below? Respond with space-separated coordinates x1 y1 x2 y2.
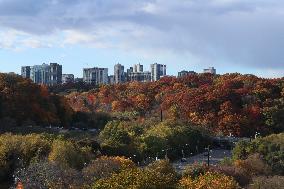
0 133 95 185
99 120 210 160
248 176 284 189
179 171 239 189
93 160 178 189
232 133 284 174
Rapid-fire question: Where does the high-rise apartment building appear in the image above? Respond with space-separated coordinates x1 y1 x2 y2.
62 74 74 84
83 67 108 85
133 63 143 73
150 63 167 81
108 75 115 85
126 67 133 81
50 63 62 85
22 63 62 86
203 67 216 75
21 66 31 79
178 70 197 78
30 64 51 85
129 71 151 82
114 63 125 83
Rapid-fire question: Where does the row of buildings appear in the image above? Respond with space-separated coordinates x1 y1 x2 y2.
82 63 167 85
21 62 167 86
21 63 63 86
21 62 216 86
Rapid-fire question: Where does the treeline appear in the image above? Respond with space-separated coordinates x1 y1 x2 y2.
48 81 100 94
67 73 284 137
0 73 109 129
0 132 282 188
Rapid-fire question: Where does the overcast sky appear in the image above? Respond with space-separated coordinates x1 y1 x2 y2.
0 0 283 78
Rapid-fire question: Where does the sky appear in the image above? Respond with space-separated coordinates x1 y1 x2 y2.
0 0 284 78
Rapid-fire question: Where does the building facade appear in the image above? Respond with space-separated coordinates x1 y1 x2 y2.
21 63 62 86
114 63 125 83
133 63 143 73
129 71 151 82
50 63 62 85
30 64 50 85
83 67 108 85
108 75 115 85
178 70 197 78
150 63 167 81
203 67 216 75
62 74 75 84
126 67 133 81
21 66 31 79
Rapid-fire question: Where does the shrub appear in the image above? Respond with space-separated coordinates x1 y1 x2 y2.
179 171 239 189
248 176 284 189
0 133 51 182
210 165 250 187
48 139 93 170
14 160 83 189
233 133 284 174
234 154 272 176
92 168 143 189
144 160 178 188
182 163 209 179
82 156 135 185
99 121 133 156
93 160 178 189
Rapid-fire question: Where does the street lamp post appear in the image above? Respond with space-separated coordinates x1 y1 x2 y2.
204 145 210 167
162 149 169 159
156 152 159 161
255 132 260 139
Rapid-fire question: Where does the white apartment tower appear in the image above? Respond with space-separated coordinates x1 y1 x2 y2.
114 63 125 83
150 63 167 81
83 67 108 85
203 67 216 75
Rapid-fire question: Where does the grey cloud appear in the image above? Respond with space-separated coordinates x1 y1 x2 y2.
0 0 283 69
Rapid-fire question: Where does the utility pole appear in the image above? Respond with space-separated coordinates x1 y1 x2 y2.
160 108 163 122
160 92 164 122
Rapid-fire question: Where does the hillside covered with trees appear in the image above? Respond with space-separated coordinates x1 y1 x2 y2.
0 73 110 130
0 74 73 127
67 73 284 137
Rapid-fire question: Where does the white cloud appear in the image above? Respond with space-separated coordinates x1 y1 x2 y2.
0 0 283 73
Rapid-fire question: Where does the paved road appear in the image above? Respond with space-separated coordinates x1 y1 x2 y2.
172 149 232 173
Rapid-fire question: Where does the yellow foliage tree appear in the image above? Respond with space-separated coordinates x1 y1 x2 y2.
179 171 239 189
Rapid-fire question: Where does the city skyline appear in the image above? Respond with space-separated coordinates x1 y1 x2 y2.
21 62 170 85
1 1 284 78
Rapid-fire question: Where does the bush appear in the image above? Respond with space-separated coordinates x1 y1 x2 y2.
233 133 284 174
144 160 178 188
142 120 211 160
234 154 272 176
82 156 135 185
0 134 51 182
210 165 250 187
93 160 178 189
248 176 284 189
179 171 239 189
14 160 83 189
48 139 93 170
182 163 209 179
92 168 143 189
